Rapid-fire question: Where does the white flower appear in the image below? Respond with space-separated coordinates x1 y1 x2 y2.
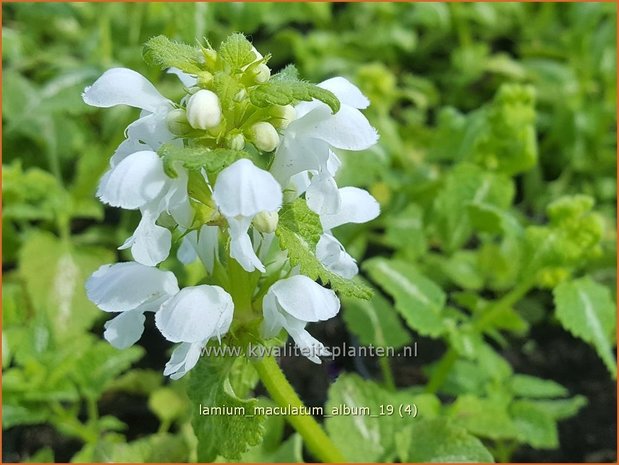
156 285 234 379
271 77 378 193
315 186 380 279
97 149 191 266
186 89 222 130
212 159 283 272
86 262 179 349
83 67 175 150
262 275 340 364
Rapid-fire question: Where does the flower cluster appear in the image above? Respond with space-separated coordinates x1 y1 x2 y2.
84 35 379 378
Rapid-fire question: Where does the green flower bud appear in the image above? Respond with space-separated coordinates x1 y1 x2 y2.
186 89 222 130
166 108 191 136
234 88 248 102
248 122 279 152
196 71 213 87
270 105 296 129
253 211 279 234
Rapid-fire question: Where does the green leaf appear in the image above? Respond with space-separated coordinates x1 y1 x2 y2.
325 374 403 462
188 355 265 461
276 199 372 299
553 277 617 378
510 400 558 449
398 418 494 462
213 71 243 111
218 33 257 71
250 80 340 114
143 35 203 74
383 204 427 257
431 163 514 252
149 387 188 424
364 258 447 337
526 396 588 421
18 231 114 340
271 64 300 82
88 433 190 462
448 394 518 440
510 374 569 398
342 285 411 349
158 143 247 178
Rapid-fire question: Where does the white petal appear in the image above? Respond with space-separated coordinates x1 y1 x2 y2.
103 310 146 349
164 342 203 379
213 159 282 218
318 77 370 109
288 327 330 364
316 234 358 279
126 111 175 150
86 262 179 312
120 209 171 266
162 169 193 228
301 105 378 151
97 150 168 209
155 285 234 343
286 171 312 200
110 138 150 167
228 217 265 273
266 275 340 322
82 68 169 113
167 67 198 87
271 134 330 185
177 231 198 264
321 187 380 231
306 172 341 215
326 151 342 177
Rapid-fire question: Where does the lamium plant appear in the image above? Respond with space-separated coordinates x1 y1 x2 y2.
83 33 378 462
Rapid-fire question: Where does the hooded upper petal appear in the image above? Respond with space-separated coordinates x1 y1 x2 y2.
318 77 370 109
155 285 234 343
320 187 380 231
212 159 282 218
86 262 179 312
97 150 169 209
82 68 170 113
264 275 340 323
306 171 341 216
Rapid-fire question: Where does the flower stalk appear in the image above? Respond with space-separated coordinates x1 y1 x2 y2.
252 355 346 463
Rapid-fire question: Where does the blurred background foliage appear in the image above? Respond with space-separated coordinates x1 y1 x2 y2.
2 2 616 463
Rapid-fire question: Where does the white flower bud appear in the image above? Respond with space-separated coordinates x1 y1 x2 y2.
253 63 271 83
228 133 245 151
166 109 191 135
253 211 279 234
270 105 296 129
186 89 222 130
248 122 279 152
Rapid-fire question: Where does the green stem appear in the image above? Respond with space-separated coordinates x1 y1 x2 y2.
253 356 346 463
378 356 396 391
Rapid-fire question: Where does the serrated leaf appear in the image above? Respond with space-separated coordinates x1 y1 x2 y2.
158 143 247 178
398 418 494 462
250 80 340 114
143 35 203 74
213 72 243 111
510 400 558 449
342 285 411 349
218 33 256 71
188 355 265 461
510 374 568 398
553 277 617 378
364 258 447 337
271 64 300 82
276 199 372 299
18 231 114 340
